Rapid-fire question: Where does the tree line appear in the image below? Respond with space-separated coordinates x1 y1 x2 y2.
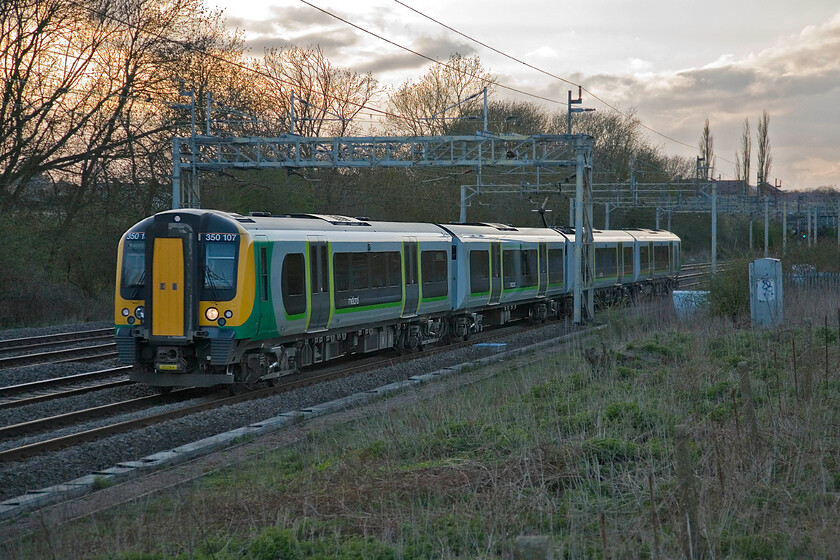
698 111 772 189
0 0 728 326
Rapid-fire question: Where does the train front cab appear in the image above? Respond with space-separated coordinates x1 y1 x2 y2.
115 210 256 388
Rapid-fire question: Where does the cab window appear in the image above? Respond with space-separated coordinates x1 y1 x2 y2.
120 239 145 299
202 240 238 301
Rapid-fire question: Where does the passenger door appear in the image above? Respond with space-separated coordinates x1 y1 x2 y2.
538 242 548 296
489 241 502 304
307 236 329 331
402 238 419 316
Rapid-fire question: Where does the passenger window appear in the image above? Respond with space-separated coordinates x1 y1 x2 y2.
623 245 634 276
503 249 516 281
548 248 564 286
333 253 350 292
470 250 490 294
521 250 537 287
352 253 369 289
421 250 448 298
371 252 387 288
387 252 401 287
654 245 669 272
639 245 651 275
595 247 617 278
281 253 306 316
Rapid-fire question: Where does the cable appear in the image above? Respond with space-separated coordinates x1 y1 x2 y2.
61 0 406 125
299 0 566 107
392 0 765 184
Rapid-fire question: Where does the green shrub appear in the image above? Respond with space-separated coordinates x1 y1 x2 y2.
709 259 750 319
248 527 302 560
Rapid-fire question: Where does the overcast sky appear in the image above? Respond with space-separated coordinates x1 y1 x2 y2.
210 0 840 190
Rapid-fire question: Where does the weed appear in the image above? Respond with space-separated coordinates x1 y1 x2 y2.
92 475 113 491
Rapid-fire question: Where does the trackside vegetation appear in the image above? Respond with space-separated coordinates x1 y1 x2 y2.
4 278 840 559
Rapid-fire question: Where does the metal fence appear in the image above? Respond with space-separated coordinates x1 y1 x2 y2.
784 271 840 288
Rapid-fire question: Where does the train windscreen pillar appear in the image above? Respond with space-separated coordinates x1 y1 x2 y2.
750 258 783 328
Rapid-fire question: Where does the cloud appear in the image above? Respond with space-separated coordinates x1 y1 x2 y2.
525 46 560 60
347 34 477 77
242 27 360 56
265 5 338 31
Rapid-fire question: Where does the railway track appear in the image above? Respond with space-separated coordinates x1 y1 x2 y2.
678 261 721 289
0 366 132 410
0 342 118 369
0 322 535 463
0 269 708 465
0 328 113 353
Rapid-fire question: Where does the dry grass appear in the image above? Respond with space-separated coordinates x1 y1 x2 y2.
4 290 840 559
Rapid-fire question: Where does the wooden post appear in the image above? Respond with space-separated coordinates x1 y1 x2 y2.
648 472 661 560
738 362 760 449
675 424 704 560
792 336 798 398
600 512 610 560
825 315 830 392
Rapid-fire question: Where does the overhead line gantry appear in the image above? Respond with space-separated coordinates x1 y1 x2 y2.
171 131 596 323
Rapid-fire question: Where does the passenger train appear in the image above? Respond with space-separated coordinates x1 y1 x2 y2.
114 210 680 389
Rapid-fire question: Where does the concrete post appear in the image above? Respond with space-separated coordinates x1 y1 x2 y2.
172 138 181 209
782 201 787 255
764 196 769 257
711 184 717 275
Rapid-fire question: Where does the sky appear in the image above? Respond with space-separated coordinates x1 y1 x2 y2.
209 0 840 190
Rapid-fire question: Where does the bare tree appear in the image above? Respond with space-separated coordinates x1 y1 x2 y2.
383 53 495 136
698 118 715 180
737 117 751 194
0 0 231 215
257 45 378 138
450 98 549 136
756 110 771 187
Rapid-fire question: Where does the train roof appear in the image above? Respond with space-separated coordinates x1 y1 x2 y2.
590 230 639 243
144 210 679 243
441 222 566 241
622 228 681 242
157 210 447 236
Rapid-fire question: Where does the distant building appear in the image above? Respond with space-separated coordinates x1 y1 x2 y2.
710 179 750 196
756 181 785 197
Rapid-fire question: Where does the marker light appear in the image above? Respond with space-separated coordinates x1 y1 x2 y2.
224 310 233 319
205 307 219 321
121 308 130 317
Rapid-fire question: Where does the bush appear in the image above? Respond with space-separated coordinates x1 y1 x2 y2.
708 259 750 319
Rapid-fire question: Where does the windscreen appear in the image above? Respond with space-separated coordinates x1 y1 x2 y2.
202 234 239 301
120 237 145 300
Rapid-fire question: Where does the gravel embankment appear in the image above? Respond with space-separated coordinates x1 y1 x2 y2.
0 318 580 501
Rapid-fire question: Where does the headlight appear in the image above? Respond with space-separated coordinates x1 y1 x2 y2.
205 307 219 321
121 308 130 317
134 306 145 320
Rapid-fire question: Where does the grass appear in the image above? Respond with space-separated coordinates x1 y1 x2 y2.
4 288 840 559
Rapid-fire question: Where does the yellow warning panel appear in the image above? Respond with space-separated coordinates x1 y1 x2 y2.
152 238 184 336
